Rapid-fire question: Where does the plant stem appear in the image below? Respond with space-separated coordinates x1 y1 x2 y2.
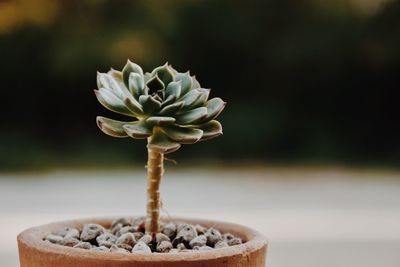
145 147 164 239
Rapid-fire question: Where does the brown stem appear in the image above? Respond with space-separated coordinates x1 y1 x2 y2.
145 147 164 238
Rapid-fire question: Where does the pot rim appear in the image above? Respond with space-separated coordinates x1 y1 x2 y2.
18 216 268 262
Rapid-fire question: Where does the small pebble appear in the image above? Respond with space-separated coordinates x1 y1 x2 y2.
110 224 122 236
96 233 117 248
138 234 152 245
156 240 173 253
117 226 136 237
132 241 152 253
176 243 187 251
45 234 63 244
110 245 129 254
227 237 242 246
116 233 136 250
176 223 187 233
162 222 177 240
64 229 80 239
205 228 222 247
214 240 229 249
189 235 207 248
132 216 146 226
195 224 207 235
223 233 235 241
156 233 170 243
56 227 71 237
111 218 131 229
56 227 79 238
133 232 144 241
80 224 104 242
60 237 80 247
73 242 92 250
173 224 197 247
132 217 146 232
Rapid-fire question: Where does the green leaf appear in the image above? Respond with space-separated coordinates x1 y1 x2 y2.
161 94 176 108
151 63 174 85
165 80 181 99
122 60 144 89
159 101 184 115
96 72 109 89
129 72 145 99
202 97 226 122
94 89 134 117
147 130 181 154
161 125 203 144
153 94 163 102
197 120 223 141
96 116 129 138
175 107 208 125
107 69 131 97
174 72 193 96
146 116 176 126
192 75 201 89
168 64 178 75
123 121 152 139
97 72 128 101
144 72 152 83
191 89 210 108
139 95 161 114
179 89 202 109
123 96 143 116
146 74 165 95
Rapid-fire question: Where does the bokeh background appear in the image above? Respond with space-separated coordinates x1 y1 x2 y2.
1 0 400 171
1 0 400 267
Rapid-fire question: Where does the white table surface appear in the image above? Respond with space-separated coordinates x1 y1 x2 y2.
1 167 399 267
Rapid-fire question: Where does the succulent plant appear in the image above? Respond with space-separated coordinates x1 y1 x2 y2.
95 60 225 238
95 60 225 153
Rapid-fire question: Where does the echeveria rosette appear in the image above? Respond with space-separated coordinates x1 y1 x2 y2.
95 60 226 154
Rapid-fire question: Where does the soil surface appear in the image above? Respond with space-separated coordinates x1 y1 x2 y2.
45 217 242 253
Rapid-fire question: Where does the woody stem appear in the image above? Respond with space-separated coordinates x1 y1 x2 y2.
145 146 164 239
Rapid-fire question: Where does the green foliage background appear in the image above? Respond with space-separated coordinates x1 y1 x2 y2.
1 0 399 170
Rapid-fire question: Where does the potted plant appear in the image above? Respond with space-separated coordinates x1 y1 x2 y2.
17 61 268 267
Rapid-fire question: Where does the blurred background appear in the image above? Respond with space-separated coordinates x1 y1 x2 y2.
1 0 400 170
0 0 400 266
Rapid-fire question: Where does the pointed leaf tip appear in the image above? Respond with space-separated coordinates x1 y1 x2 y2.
198 120 223 141
192 75 201 89
146 74 165 93
128 72 145 98
151 63 174 85
122 60 144 89
174 72 193 96
96 116 129 138
199 97 226 123
165 80 182 99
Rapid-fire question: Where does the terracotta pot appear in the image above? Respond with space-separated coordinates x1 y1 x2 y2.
18 217 268 267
